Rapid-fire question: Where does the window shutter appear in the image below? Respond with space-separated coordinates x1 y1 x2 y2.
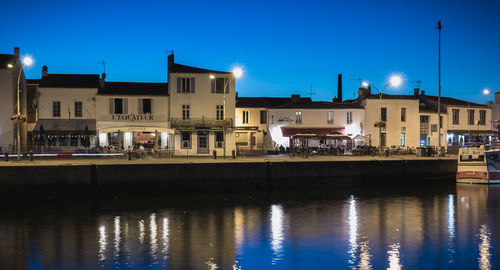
225 78 229 94
109 98 114 114
150 99 154 114
138 99 143 114
177 77 181 93
211 79 215 93
123 98 128 114
191 77 195 93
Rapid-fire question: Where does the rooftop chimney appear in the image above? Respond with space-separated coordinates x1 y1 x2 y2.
100 72 106 88
291 94 301 103
14 47 19 57
337 74 342 102
167 53 174 72
414 88 420 96
42 65 48 78
421 90 425 96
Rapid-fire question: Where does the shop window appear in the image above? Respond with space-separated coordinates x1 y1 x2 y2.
70 136 78 146
181 131 191 149
75 102 82 117
53 101 61 117
215 131 224 148
58 136 68 146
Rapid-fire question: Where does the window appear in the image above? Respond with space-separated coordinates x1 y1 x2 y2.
468 110 474 125
452 109 459 124
401 133 405 146
439 116 443 129
52 101 61 117
295 111 302 124
215 78 226 93
181 131 191 148
114 98 123 114
74 102 82 117
143 99 152 114
380 133 386 147
242 111 249 124
215 131 224 148
347 111 353 124
182 105 190 120
381 107 387 121
401 108 406 122
479 110 486 125
181 77 191 93
216 105 224 120
70 136 78 146
327 111 334 124
420 115 429 135
260 110 267 124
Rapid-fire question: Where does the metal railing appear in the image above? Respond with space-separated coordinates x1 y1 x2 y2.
171 118 233 128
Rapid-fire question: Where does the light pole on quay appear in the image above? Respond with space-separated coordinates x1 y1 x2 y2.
7 56 33 160
210 67 243 158
362 75 403 150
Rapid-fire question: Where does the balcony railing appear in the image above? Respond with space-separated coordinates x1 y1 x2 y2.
171 117 233 128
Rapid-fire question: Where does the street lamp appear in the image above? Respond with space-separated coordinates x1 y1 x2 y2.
362 75 403 150
210 67 243 158
8 55 33 160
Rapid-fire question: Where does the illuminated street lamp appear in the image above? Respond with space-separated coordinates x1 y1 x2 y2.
209 67 243 158
7 55 34 160
362 75 403 150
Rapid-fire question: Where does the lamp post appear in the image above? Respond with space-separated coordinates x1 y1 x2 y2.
437 21 442 155
8 56 33 160
362 75 403 150
210 67 242 158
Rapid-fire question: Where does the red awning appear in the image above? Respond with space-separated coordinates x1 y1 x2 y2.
281 127 345 137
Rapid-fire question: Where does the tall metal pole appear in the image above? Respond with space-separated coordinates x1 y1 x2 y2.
437 21 442 155
16 64 25 161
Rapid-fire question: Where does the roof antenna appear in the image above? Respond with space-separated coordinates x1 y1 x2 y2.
411 80 422 88
309 82 316 98
97 60 106 74
350 77 363 87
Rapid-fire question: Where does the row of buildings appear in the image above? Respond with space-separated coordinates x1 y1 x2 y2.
0 47 496 156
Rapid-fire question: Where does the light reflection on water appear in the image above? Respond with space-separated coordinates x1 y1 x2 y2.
0 185 499 269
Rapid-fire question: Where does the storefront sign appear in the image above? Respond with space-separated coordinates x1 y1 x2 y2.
112 114 154 121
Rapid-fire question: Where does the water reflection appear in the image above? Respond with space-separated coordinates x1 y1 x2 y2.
270 204 284 264
478 224 491 270
2 185 500 269
98 225 107 262
447 194 456 263
387 243 401 270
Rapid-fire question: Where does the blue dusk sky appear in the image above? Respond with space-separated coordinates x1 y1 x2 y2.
1 0 499 103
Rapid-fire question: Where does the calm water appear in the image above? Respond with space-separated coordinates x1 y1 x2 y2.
0 184 498 270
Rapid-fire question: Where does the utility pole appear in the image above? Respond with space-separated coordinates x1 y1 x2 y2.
437 21 442 155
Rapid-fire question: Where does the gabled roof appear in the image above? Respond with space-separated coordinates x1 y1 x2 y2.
0 54 17 70
99 82 168 96
275 101 363 109
236 97 311 108
169 63 231 74
39 74 100 88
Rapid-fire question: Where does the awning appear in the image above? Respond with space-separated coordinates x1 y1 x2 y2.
292 133 317 138
34 119 96 134
447 130 496 136
281 127 344 137
324 133 352 140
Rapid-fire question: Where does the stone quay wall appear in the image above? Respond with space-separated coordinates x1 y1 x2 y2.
0 159 457 195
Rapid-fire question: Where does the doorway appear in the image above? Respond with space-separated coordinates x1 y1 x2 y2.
197 131 209 154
